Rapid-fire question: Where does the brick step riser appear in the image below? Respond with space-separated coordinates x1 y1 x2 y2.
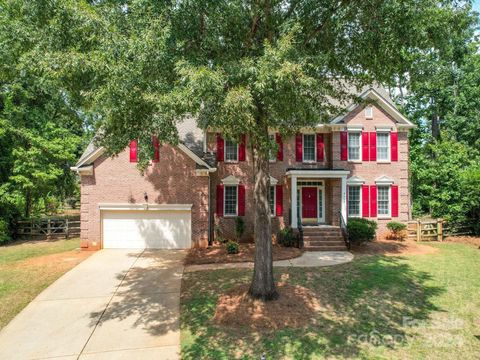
304 246 347 251
303 235 344 241
303 232 343 237
304 242 346 247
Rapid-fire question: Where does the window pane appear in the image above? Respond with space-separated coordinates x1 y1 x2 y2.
377 133 390 161
269 186 275 215
269 134 276 161
225 140 238 161
224 186 237 215
348 186 361 216
348 133 360 160
318 188 323 218
377 186 389 215
303 134 315 161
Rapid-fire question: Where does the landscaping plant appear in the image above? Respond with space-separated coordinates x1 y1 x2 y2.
387 221 407 241
225 240 239 255
347 218 378 245
235 217 245 241
277 227 299 248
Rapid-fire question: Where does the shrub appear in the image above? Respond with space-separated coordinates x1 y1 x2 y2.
277 227 299 247
235 217 245 241
387 221 407 240
347 218 377 245
225 240 239 254
0 219 10 244
214 225 228 244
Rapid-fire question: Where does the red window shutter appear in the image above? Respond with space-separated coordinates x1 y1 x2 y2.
391 132 398 161
238 184 246 216
276 133 283 161
362 131 369 161
216 133 224 161
129 140 138 163
370 185 377 217
216 185 224 216
239 134 246 161
152 136 159 162
295 134 303 162
391 185 399 217
362 185 370 217
316 133 324 162
275 185 283 217
340 131 348 161
369 132 377 161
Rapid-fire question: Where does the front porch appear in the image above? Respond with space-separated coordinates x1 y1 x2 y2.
286 169 350 229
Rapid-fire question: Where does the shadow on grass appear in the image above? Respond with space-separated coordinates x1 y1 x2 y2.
181 255 445 359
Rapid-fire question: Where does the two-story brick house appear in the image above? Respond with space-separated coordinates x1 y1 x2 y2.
73 86 414 250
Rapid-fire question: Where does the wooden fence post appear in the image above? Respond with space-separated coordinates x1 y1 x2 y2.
65 218 69 239
437 219 443 242
47 218 51 240
416 220 421 242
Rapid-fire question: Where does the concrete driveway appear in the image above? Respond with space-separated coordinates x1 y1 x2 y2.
0 249 186 360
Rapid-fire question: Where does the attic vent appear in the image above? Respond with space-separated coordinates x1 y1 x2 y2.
365 106 373 119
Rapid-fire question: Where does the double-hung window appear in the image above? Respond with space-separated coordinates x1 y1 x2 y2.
224 185 238 216
225 140 238 162
348 132 361 161
348 186 361 217
377 186 390 217
268 134 276 162
377 132 390 161
303 134 316 162
269 186 275 216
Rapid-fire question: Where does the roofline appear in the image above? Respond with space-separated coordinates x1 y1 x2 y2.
331 88 415 127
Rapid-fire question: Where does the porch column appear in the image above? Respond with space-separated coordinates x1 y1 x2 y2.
291 175 298 228
341 175 347 223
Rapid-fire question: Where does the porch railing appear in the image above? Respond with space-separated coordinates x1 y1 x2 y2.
338 211 351 250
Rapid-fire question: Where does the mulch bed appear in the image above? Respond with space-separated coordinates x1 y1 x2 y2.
185 243 303 265
444 236 480 248
351 240 438 256
213 283 322 331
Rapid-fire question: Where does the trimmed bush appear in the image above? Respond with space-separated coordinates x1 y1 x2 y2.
387 221 407 240
235 217 245 241
347 218 377 245
0 219 10 244
225 240 239 254
277 227 299 247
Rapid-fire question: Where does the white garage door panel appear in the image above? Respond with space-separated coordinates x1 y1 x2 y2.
102 210 191 249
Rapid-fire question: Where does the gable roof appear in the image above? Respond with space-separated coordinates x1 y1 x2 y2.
331 88 415 129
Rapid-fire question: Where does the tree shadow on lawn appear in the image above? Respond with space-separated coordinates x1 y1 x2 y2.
181 255 445 359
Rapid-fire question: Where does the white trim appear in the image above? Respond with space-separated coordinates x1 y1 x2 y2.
347 175 365 185
269 185 276 217
347 185 362 218
376 132 391 162
298 183 325 224
375 125 393 132
99 203 193 211
291 175 298 228
270 176 278 186
177 143 214 170
347 131 362 162
221 175 240 185
76 147 105 168
70 165 93 176
377 185 391 218
224 139 239 163
286 170 350 178
331 88 415 127
365 105 373 119
346 125 364 131
268 133 277 163
375 175 395 185
302 133 316 163
223 184 238 217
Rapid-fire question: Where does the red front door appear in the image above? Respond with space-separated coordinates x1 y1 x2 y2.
302 187 318 219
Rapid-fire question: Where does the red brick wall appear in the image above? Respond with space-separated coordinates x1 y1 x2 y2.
80 145 209 250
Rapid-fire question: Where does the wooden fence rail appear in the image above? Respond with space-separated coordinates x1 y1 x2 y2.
15 216 80 240
407 219 474 242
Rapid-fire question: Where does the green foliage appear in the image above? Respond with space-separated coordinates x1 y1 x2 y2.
387 221 407 240
0 220 10 244
235 217 245 241
277 227 299 248
225 240 239 255
347 218 377 245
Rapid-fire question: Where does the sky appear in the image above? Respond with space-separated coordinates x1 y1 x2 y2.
474 0 480 12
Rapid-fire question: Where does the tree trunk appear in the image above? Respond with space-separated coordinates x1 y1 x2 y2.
248 147 278 301
24 189 32 218
431 113 441 141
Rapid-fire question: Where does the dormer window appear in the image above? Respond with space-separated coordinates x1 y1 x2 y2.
365 106 373 119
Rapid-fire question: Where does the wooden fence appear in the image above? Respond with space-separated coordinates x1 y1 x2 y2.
407 219 474 242
15 216 80 240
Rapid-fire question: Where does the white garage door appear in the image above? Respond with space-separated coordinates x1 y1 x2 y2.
102 210 192 249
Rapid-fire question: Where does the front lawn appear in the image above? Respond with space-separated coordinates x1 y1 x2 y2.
181 243 480 359
0 239 91 329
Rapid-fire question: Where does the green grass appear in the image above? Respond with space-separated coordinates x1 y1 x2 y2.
0 238 85 329
181 243 480 359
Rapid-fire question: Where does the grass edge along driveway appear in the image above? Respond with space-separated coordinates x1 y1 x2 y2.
181 243 480 359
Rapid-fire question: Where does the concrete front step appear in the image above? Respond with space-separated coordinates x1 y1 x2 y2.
304 240 346 247
304 245 348 251
303 235 344 241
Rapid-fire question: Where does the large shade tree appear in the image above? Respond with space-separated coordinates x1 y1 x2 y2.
51 0 472 300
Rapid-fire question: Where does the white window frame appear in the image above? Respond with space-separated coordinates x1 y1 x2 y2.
347 131 362 162
347 185 362 218
269 185 276 216
302 133 316 163
223 185 238 217
268 133 276 163
224 139 239 163
376 131 391 162
365 105 373 119
377 185 391 218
